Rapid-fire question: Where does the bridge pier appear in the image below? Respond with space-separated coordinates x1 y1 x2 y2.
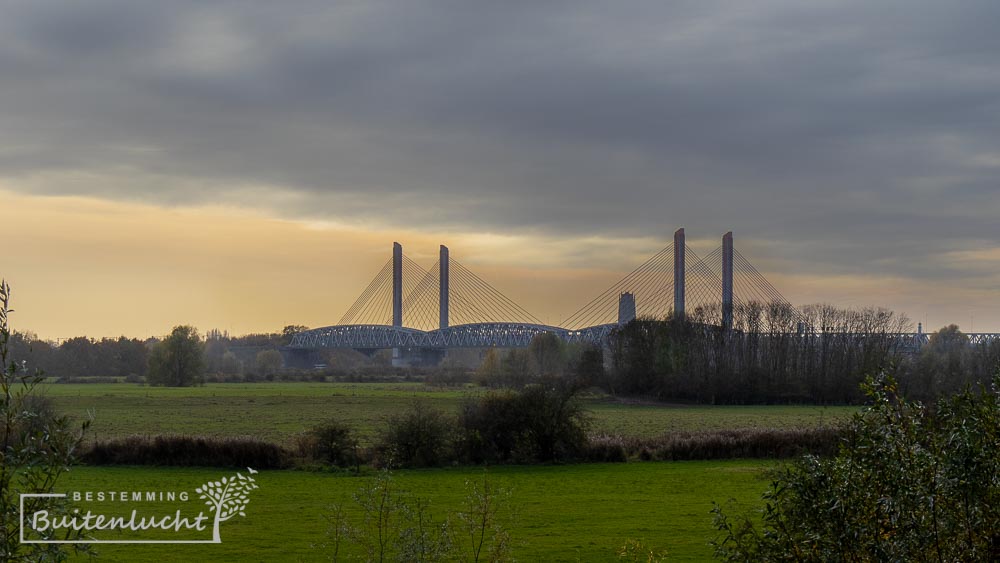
280 347 320 370
393 347 445 367
673 228 685 319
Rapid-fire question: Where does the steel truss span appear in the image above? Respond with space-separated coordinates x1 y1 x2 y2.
843 332 1000 350
288 325 1000 351
288 322 618 350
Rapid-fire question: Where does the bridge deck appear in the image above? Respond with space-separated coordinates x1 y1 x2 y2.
289 324 1000 350
289 322 616 349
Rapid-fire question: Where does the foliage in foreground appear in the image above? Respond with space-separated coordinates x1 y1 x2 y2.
617 538 669 562
318 469 514 562
0 281 91 561
712 373 1000 562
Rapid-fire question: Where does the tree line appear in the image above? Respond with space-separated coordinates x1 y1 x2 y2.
8 332 148 382
12 300 1000 401
475 302 1000 405
8 325 308 384
606 303 1000 404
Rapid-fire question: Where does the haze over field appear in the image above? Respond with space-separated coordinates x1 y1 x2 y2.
3 0 999 338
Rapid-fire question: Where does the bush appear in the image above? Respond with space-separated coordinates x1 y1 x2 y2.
712 374 1000 562
375 402 455 468
1 281 92 560
459 381 589 464
15 394 60 441
84 435 291 469
296 419 360 468
55 376 119 384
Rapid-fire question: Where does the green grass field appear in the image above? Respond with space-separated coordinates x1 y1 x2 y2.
25 383 838 561
52 461 773 562
42 382 856 445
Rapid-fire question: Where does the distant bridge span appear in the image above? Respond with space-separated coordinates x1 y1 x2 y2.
288 324 1000 352
289 322 617 350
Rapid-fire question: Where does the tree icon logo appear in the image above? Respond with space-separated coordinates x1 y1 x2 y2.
195 468 261 543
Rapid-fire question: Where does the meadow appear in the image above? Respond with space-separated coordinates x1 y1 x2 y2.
57 461 773 562
34 382 844 561
43 382 856 445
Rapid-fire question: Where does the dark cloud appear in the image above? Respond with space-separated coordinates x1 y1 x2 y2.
2 0 999 278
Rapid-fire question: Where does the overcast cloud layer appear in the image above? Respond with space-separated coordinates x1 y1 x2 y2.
2 0 999 284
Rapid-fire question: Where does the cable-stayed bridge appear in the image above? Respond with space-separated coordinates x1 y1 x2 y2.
291 229 797 355
288 229 1000 364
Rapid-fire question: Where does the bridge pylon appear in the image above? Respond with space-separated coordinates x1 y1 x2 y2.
439 245 449 329
722 231 733 330
618 292 636 324
392 242 403 328
673 228 685 319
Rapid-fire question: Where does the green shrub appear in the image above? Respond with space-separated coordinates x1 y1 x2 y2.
1 281 92 560
459 381 589 464
712 374 1000 562
14 394 60 443
297 419 360 468
375 401 455 468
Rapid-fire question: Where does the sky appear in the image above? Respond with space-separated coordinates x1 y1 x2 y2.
2 0 999 339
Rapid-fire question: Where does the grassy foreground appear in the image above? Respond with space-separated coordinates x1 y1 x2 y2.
57 461 772 562
43 382 855 444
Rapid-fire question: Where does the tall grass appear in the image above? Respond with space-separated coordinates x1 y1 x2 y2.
587 426 842 462
80 426 840 469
